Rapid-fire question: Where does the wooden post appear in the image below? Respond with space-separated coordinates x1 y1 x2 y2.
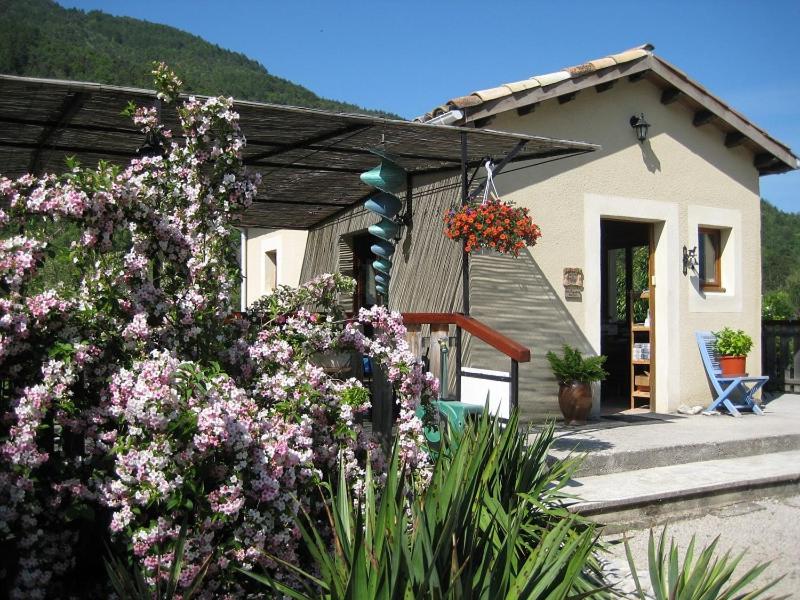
510 359 519 415
371 364 394 449
455 326 462 402
460 131 470 316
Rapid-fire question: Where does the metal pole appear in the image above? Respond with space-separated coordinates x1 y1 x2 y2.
439 339 449 400
239 228 248 312
460 131 470 316
510 359 519 416
455 326 462 402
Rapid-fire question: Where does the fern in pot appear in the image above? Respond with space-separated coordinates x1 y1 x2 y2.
546 345 607 426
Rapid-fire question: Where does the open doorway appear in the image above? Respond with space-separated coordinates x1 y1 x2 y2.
600 219 654 415
352 233 379 313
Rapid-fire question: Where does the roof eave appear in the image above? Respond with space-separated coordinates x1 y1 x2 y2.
427 54 797 176
647 56 797 175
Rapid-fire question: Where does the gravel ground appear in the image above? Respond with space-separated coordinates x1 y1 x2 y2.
602 494 800 598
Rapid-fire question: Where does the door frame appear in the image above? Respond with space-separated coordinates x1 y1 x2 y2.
599 219 655 411
584 193 681 415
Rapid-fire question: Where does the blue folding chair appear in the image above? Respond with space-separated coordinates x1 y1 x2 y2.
695 331 768 417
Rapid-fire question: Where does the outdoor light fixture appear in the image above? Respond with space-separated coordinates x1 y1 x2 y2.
630 113 651 143
683 245 698 275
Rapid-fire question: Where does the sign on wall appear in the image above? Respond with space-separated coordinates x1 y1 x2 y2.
563 267 584 300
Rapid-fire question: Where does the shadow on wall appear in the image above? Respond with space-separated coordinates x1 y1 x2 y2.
466 248 596 422
639 139 661 173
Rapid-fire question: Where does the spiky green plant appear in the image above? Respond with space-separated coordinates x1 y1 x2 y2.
624 528 785 600
240 411 609 599
104 523 213 599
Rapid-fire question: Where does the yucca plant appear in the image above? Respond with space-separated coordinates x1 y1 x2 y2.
240 411 610 599
104 523 213 599
624 528 786 600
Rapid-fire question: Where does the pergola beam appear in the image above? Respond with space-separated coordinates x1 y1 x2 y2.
414 147 591 177
29 91 88 173
0 139 133 158
261 143 463 166
468 139 529 200
243 123 370 163
249 161 364 174
248 198 348 207
0 115 139 136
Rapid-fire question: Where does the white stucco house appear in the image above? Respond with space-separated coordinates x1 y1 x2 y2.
243 44 798 420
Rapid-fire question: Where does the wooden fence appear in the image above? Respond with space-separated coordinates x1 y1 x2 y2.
762 320 800 393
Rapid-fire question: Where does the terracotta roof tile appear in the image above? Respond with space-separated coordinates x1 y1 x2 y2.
609 47 650 64
474 86 514 101
532 71 571 87
419 44 653 121
449 94 484 109
506 80 540 93
567 63 597 77
587 57 617 70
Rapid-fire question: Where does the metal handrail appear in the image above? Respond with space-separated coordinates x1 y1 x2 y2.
401 312 531 412
401 312 531 362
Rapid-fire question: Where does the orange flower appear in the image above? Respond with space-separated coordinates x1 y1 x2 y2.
443 198 542 256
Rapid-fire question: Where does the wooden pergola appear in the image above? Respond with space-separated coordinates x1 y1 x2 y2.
0 74 598 229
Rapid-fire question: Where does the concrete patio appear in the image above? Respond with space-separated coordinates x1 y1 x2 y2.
541 394 800 531
547 393 800 475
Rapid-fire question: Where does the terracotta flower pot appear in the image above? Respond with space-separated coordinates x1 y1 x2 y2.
719 355 746 377
558 381 593 426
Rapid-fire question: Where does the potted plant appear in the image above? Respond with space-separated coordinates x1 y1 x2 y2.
443 198 542 256
546 345 608 425
713 327 753 376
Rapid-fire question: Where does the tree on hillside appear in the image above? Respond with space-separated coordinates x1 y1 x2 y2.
0 0 399 118
761 199 800 318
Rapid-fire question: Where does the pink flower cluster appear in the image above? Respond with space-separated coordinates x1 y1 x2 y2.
0 64 437 598
0 236 47 290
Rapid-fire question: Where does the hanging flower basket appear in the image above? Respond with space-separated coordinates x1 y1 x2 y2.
443 198 542 256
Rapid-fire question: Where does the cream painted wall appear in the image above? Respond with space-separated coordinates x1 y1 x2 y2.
476 77 763 411
243 228 308 306
294 76 765 417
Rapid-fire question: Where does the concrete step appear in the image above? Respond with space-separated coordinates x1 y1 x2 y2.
544 397 800 476
553 431 800 476
566 449 800 533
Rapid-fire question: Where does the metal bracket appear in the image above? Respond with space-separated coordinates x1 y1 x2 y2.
468 140 529 200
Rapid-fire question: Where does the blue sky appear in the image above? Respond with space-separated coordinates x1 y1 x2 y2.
58 0 800 213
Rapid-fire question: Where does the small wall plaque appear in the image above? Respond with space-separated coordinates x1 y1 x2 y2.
563 268 584 301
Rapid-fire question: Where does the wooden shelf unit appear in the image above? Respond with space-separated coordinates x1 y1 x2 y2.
630 290 652 409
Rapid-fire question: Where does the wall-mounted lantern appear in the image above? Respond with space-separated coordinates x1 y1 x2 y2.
629 113 651 143
683 245 698 275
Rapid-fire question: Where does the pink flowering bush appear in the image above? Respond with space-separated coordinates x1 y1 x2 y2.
0 63 435 598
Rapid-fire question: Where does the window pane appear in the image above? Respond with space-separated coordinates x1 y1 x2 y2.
699 231 718 285
265 250 277 292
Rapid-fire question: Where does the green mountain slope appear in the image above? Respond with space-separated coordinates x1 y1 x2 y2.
761 199 800 317
0 0 397 117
